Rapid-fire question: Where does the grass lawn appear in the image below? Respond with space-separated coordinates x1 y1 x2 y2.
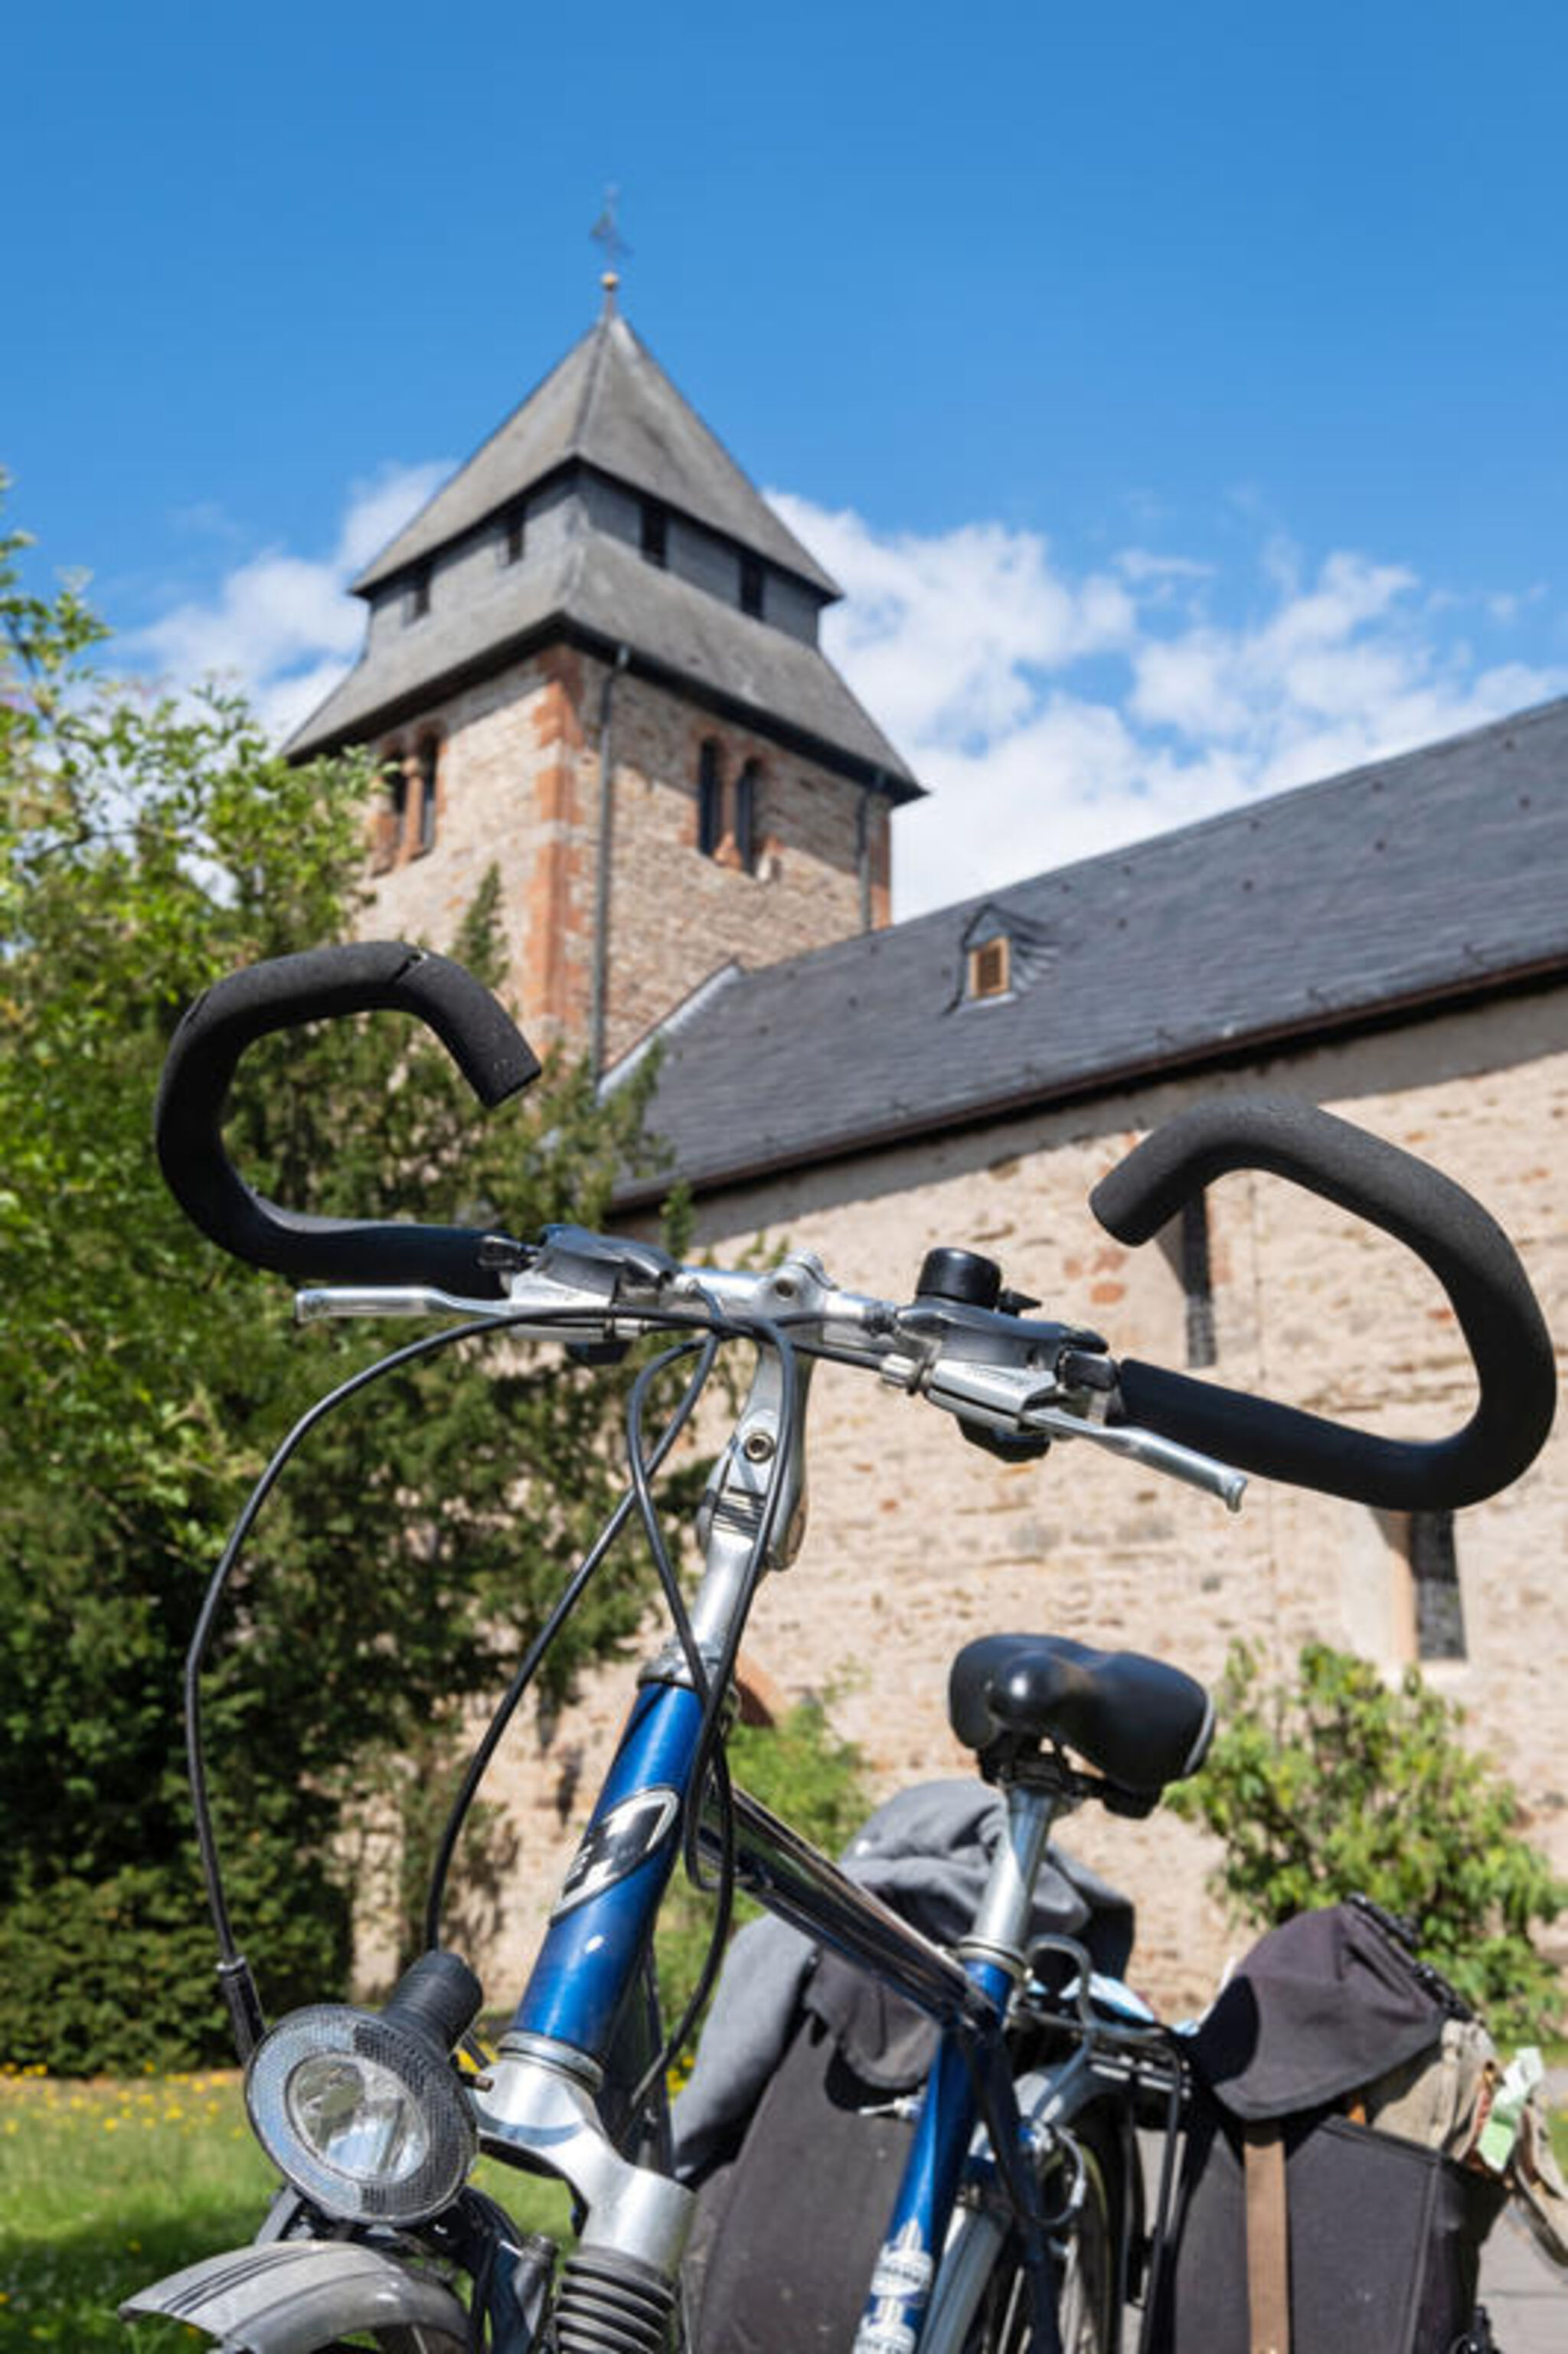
4 2061 1563 2344
0 2067 570 2349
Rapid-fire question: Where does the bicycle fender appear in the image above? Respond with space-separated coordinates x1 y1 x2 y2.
119 2237 469 2352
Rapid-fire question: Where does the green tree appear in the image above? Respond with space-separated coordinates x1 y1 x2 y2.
0 491 690 2069
1171 1640 1566 2041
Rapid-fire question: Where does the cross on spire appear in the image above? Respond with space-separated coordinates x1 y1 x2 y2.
590 185 632 312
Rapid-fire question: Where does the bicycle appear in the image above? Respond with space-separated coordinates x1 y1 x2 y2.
124 940 1556 2354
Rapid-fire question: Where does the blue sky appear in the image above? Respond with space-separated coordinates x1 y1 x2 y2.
8 0 1566 912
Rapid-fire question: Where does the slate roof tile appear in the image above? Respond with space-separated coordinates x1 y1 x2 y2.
616 695 1568 1202
286 527 917 788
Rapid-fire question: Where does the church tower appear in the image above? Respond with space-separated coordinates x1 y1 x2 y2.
286 299 921 1067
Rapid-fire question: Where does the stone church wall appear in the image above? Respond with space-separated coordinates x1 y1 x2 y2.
592 655 883 1061
359 652 593 1051
360 646 888 1064
440 987 1567 2022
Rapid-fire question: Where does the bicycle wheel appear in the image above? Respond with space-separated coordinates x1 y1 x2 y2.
962 2122 1120 2354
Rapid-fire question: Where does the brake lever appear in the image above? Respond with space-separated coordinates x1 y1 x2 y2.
1022 1404 1246 1511
293 1275 620 1329
296 1286 521 1322
918 1351 1246 1509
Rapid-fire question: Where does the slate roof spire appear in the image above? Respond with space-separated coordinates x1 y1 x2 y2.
287 308 916 794
350 310 840 600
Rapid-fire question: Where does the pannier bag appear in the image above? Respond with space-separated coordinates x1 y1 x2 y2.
681 1945 931 2353
1145 1898 1545 2354
671 1780 1135 2353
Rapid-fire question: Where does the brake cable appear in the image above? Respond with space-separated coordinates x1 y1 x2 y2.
422 1330 722 1953
185 1303 714 2061
622 1310 800 2110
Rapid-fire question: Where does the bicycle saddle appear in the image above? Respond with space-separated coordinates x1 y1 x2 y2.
948 1634 1213 1797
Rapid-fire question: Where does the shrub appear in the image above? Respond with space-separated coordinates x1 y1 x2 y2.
0 1855 348 2075
1171 1640 1566 2042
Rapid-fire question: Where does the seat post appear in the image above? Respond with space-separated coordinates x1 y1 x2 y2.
957 1778 1060 1981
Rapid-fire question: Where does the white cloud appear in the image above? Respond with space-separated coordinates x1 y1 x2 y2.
768 495 1566 916
767 497 1136 750
259 657 367 747
336 468 449 577
1115 548 1215 585
132 461 449 738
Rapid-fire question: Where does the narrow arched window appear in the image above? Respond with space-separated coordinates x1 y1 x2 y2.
374 749 408 872
697 740 723 857
735 760 760 875
387 751 409 829
1181 1196 1217 1368
1410 1510 1465 1659
416 739 439 854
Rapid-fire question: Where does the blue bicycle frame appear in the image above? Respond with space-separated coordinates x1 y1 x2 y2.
462 1300 1088 2352
479 1659 1069 2353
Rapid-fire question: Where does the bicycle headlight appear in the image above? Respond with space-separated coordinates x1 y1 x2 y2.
244 1951 481 2225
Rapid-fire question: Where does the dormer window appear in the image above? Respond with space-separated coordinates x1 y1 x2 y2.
968 936 1011 999
407 565 431 623
641 501 668 568
740 554 764 618
954 904 1053 1010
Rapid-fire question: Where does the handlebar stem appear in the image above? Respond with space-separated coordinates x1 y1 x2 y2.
689 1339 815 1646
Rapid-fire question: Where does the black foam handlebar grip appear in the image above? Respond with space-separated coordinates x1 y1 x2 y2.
154 942 541 1290
1090 1094 1555 1510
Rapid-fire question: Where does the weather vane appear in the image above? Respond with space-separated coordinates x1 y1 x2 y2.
590 185 632 312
